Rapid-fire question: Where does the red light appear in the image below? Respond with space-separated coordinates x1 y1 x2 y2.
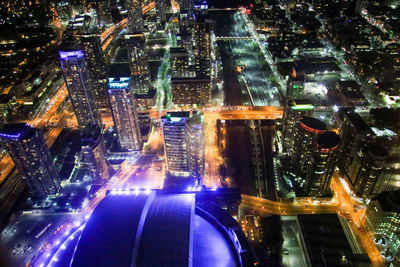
299 121 326 134
250 4 253 8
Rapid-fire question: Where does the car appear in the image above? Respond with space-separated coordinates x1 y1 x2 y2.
283 249 289 255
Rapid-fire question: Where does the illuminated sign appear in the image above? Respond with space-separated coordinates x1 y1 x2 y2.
300 121 326 134
108 82 129 89
170 117 182 122
290 104 314 111
0 133 21 139
59 50 84 59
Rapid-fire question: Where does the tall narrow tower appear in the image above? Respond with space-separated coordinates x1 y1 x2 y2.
59 50 101 128
108 77 142 151
161 112 191 177
62 14 109 110
161 112 204 179
0 124 60 197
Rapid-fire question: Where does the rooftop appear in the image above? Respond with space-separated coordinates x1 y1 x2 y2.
373 190 400 213
0 123 35 140
343 110 371 133
300 117 327 132
317 131 341 151
47 190 253 267
298 214 370 266
80 124 101 147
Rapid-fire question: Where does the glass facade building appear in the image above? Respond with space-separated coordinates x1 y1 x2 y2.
0 124 60 197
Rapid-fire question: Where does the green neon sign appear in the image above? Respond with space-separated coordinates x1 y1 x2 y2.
290 104 315 110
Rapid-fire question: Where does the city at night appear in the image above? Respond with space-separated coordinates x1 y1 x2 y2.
1 0 400 266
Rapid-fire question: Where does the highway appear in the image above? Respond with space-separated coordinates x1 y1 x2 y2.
241 194 337 215
231 12 281 106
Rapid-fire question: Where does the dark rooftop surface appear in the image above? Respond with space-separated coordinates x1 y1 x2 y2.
161 111 192 120
373 190 400 213
337 80 361 90
80 124 101 146
134 88 156 99
343 110 371 132
317 131 341 150
0 123 35 140
367 145 389 160
300 117 327 131
109 63 131 77
298 214 370 266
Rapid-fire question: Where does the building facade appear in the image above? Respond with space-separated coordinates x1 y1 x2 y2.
305 131 341 197
291 116 327 175
107 77 142 151
81 124 109 184
281 100 314 153
78 34 109 109
348 145 399 198
171 77 211 106
127 0 144 32
161 112 204 178
366 191 400 262
161 112 191 177
0 124 60 197
186 115 205 180
62 14 109 110
125 34 151 95
59 50 101 128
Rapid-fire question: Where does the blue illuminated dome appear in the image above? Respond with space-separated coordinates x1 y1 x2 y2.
47 189 253 267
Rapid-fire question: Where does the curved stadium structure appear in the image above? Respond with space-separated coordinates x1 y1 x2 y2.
45 189 253 267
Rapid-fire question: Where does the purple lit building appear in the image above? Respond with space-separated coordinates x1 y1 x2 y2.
0 124 60 197
44 189 254 267
59 50 101 128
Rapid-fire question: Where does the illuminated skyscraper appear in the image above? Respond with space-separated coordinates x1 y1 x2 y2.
305 131 340 197
79 34 109 109
194 21 211 79
170 47 191 78
0 124 60 197
186 115 204 180
81 124 110 184
281 100 314 153
337 110 371 181
62 14 109 110
107 77 142 151
161 112 204 178
59 50 101 128
161 112 191 177
125 33 151 95
291 116 327 175
127 0 144 32
348 145 400 198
